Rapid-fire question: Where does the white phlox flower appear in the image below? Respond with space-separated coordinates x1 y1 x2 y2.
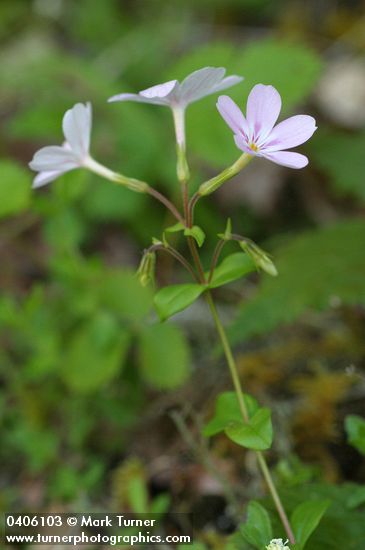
29 102 93 188
29 102 147 192
108 67 243 148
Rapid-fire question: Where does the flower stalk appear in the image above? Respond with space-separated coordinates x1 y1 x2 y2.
198 152 253 196
84 157 148 193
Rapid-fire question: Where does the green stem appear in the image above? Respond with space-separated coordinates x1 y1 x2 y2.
85 157 184 224
205 292 249 422
146 186 185 224
148 243 199 282
208 239 226 284
205 292 296 545
173 126 294 542
198 152 253 196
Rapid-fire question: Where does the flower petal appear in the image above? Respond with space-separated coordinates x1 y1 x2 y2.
246 84 282 143
217 95 250 137
261 150 309 169
210 75 244 94
108 92 170 106
234 133 253 155
62 102 92 158
32 169 67 188
139 79 178 99
108 70 242 108
179 67 226 104
262 115 317 151
108 80 178 106
29 146 79 172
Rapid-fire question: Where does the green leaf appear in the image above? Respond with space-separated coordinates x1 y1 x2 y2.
208 252 256 289
100 270 153 321
240 501 273 549
291 499 330 550
61 313 131 392
138 323 191 389
0 160 31 218
165 221 185 233
150 493 171 515
225 408 273 451
346 485 365 509
230 220 365 342
309 130 365 202
184 225 206 247
154 283 205 321
203 391 259 437
345 415 365 455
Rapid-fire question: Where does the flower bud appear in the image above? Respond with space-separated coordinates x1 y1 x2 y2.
240 240 278 277
137 251 156 287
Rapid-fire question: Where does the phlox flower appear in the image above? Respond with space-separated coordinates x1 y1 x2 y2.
108 67 243 148
29 102 94 188
217 84 317 168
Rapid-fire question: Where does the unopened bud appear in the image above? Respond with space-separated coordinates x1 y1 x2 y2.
240 241 278 277
137 251 156 287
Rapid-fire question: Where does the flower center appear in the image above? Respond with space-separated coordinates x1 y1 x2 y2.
250 142 259 152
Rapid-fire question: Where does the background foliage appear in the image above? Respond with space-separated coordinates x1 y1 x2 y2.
1 0 364 548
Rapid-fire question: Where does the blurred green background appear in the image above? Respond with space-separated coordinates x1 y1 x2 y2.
1 0 365 548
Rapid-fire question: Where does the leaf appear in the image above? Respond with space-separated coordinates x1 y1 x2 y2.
346 485 365 510
291 499 330 550
309 129 365 202
150 493 171 515
230 220 365 343
240 501 273 549
345 415 365 455
61 313 131 392
225 408 273 451
184 225 206 247
266 482 365 549
138 323 191 389
154 283 205 321
203 391 259 437
0 160 31 218
165 221 185 233
208 252 256 289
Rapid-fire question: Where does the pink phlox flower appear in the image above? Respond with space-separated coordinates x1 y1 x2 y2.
217 84 317 168
108 67 243 109
29 102 92 188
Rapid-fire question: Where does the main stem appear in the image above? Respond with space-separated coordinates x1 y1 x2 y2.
177 142 295 543
205 291 295 545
